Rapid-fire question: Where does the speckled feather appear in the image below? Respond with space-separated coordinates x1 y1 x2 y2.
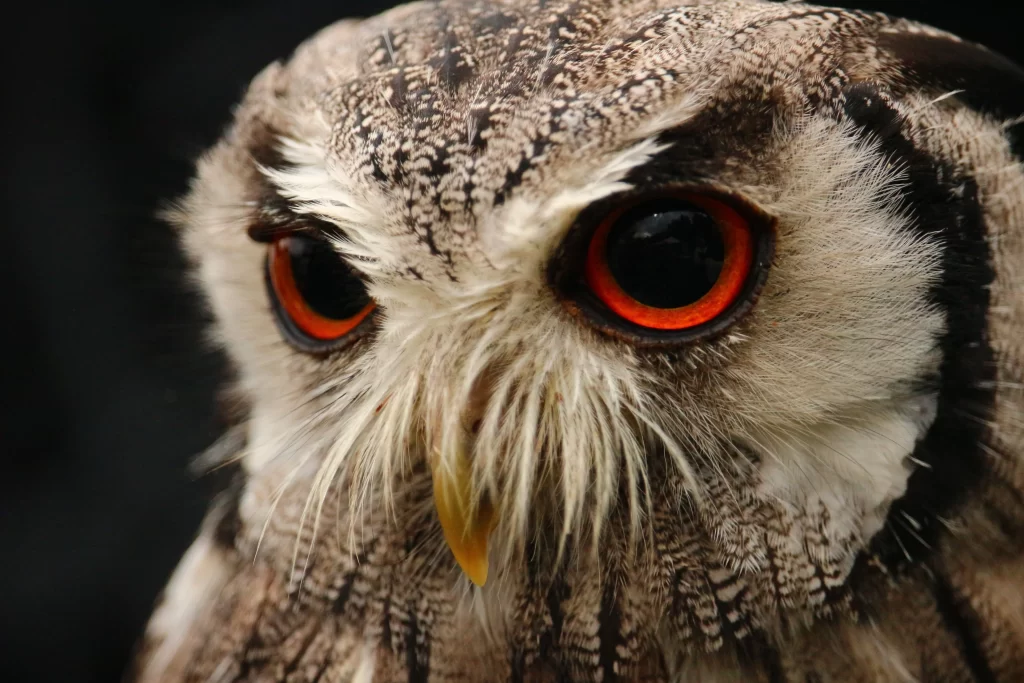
132 1 1024 681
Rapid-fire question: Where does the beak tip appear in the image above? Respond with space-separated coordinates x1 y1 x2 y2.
447 539 490 587
464 562 489 587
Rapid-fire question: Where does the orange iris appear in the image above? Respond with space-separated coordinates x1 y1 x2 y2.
268 238 375 340
584 193 754 330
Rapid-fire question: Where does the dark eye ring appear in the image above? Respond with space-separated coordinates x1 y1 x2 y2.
265 234 376 353
553 188 775 347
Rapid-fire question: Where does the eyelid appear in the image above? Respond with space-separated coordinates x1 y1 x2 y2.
246 194 344 244
247 221 309 243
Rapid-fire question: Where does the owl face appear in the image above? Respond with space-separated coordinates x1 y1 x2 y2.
174 0 1018 589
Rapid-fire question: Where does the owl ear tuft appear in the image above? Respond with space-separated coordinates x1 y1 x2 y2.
878 29 1024 157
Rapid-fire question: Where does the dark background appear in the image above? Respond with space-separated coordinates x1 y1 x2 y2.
1 2 1020 682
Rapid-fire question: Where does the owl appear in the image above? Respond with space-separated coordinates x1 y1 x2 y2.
130 0 1024 681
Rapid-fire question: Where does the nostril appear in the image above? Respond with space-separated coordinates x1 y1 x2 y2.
470 419 482 435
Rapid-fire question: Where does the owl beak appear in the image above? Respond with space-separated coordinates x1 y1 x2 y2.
430 441 497 587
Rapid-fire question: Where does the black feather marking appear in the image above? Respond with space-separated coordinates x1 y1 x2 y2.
332 539 378 618
280 620 324 678
932 574 997 683
405 610 429 683
735 633 786 683
878 30 1024 160
431 12 474 90
841 82 996 569
543 576 569 662
597 579 623 682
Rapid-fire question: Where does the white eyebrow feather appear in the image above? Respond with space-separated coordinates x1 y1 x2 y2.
260 137 400 277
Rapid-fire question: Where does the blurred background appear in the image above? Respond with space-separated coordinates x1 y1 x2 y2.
1 2 1020 682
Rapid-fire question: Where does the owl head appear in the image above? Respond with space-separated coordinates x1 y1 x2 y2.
171 0 1024 593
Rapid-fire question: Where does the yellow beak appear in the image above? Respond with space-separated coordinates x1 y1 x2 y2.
430 447 497 586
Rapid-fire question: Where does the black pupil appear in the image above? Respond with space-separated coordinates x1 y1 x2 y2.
286 235 369 320
605 199 725 309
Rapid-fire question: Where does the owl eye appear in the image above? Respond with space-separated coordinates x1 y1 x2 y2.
266 234 375 351
567 190 773 344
